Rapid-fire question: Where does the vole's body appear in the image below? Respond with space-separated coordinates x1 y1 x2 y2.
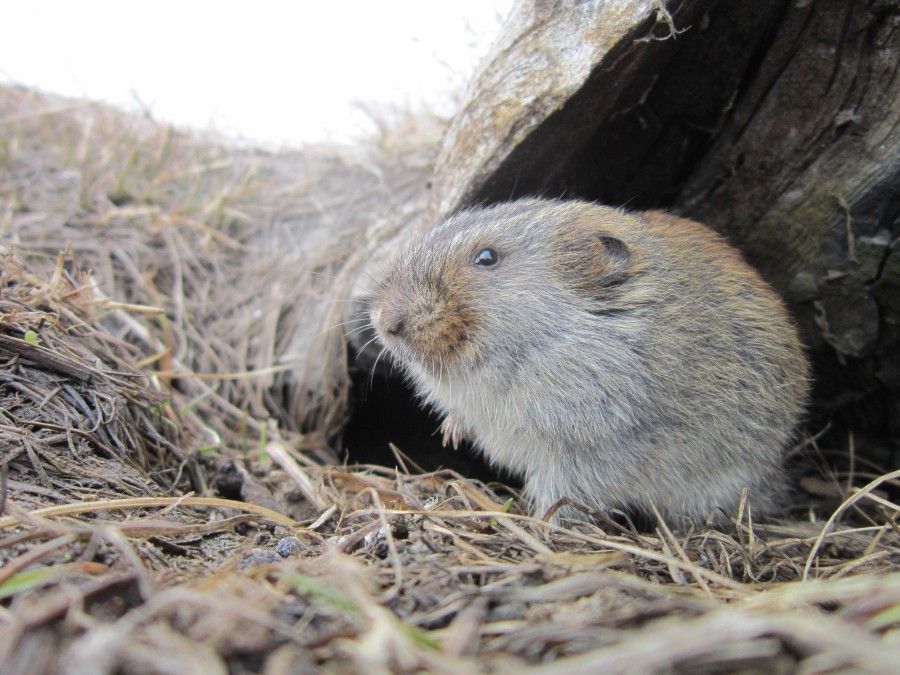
372 199 809 524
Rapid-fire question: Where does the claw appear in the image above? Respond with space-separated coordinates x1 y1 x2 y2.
440 415 465 449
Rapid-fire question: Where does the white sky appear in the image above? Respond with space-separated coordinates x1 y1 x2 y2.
0 1 512 147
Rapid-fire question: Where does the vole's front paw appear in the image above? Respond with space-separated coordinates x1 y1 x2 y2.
440 415 467 449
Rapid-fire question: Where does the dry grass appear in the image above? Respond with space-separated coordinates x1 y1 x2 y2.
1 85 898 674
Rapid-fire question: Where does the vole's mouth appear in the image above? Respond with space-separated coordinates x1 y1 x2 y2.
372 328 414 366
373 326 448 372
369 307 422 370
372 307 474 371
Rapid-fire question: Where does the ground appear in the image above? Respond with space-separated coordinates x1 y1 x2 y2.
0 85 898 674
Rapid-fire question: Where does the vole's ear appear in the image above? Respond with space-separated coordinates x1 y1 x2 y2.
553 222 633 297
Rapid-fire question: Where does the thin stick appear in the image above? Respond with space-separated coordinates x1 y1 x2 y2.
0 495 300 530
265 434 326 510
803 469 900 580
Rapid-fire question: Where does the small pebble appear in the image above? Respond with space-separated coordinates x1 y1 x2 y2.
275 536 302 557
240 548 281 569
391 520 410 540
488 603 526 621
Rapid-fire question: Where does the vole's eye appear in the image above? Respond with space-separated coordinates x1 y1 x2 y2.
473 248 499 268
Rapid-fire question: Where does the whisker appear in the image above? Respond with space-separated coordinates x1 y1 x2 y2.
445 360 451 403
357 334 381 356
370 346 389 390
344 323 375 339
360 267 390 293
328 316 370 331
389 353 398 377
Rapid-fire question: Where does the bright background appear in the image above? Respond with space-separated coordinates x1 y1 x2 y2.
0 1 512 146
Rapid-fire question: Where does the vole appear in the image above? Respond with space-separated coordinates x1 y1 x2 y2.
370 199 809 525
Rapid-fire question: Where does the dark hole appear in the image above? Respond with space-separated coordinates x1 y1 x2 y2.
342 347 510 485
107 190 135 207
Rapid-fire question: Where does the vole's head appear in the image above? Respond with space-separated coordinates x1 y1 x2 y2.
371 199 640 376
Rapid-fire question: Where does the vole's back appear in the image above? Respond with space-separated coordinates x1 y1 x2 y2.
595 211 809 521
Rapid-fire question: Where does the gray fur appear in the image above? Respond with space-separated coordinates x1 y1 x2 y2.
371 199 810 525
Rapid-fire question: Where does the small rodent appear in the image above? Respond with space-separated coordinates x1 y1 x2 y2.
371 199 809 524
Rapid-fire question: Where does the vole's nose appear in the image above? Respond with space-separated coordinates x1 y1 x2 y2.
385 315 406 337
375 303 408 340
